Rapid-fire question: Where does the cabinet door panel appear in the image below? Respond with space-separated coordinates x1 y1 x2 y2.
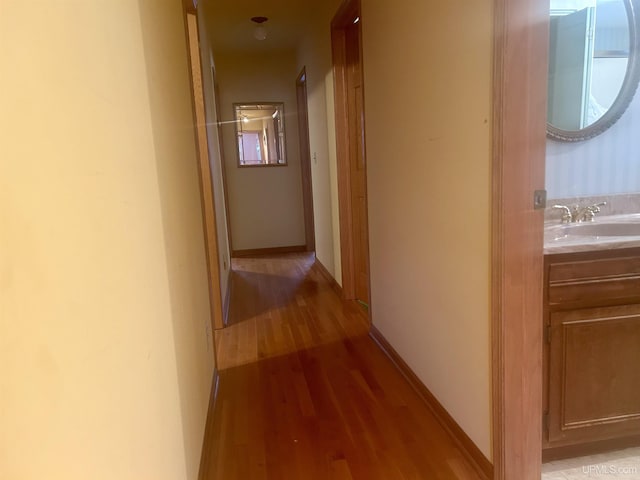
548 304 640 446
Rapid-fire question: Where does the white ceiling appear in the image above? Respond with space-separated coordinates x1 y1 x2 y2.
204 0 321 53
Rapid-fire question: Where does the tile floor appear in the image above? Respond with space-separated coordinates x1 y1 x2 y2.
542 448 640 479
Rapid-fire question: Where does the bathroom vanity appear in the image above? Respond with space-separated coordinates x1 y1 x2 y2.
542 0 640 458
543 217 640 460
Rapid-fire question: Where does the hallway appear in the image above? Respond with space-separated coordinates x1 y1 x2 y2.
204 254 483 479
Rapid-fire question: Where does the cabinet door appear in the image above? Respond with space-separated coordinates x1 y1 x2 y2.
548 304 640 446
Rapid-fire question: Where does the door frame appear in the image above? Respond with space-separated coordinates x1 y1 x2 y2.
296 67 316 252
331 0 370 302
183 5 225 331
492 0 548 477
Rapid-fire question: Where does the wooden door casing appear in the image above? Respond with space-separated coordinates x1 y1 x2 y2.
185 11 224 331
331 0 371 306
345 19 370 305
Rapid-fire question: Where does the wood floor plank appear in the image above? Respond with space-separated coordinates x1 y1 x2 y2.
206 253 483 479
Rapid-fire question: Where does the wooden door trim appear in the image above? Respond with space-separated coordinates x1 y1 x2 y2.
183 0 196 14
296 67 316 252
492 0 548 477
331 0 363 301
183 10 224 331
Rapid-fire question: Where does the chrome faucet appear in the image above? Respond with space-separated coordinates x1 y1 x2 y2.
551 202 607 223
575 202 606 222
551 204 573 224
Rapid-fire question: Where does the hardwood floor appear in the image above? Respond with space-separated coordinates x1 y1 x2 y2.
204 253 483 479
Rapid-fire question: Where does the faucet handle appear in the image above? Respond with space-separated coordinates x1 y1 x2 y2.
551 204 573 224
583 201 607 221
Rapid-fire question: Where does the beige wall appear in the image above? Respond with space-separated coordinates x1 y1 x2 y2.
296 1 492 457
295 0 344 282
197 2 231 312
0 1 215 479
361 0 493 459
214 51 306 252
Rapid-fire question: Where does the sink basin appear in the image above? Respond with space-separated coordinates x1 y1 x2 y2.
557 222 640 237
544 214 640 252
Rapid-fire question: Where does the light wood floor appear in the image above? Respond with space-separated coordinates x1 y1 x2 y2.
204 253 482 479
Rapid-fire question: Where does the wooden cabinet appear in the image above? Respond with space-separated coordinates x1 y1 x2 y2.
543 247 640 459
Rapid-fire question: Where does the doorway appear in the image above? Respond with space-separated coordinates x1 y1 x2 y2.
331 0 371 305
184 9 224 331
296 67 316 253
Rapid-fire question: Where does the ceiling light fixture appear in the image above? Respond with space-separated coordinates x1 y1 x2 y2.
251 16 268 41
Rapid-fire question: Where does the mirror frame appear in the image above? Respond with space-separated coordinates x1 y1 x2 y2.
233 102 287 167
547 0 640 142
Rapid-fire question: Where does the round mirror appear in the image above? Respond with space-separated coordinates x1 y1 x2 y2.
547 0 640 141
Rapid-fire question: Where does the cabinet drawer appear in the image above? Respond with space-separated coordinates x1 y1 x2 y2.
548 256 640 305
